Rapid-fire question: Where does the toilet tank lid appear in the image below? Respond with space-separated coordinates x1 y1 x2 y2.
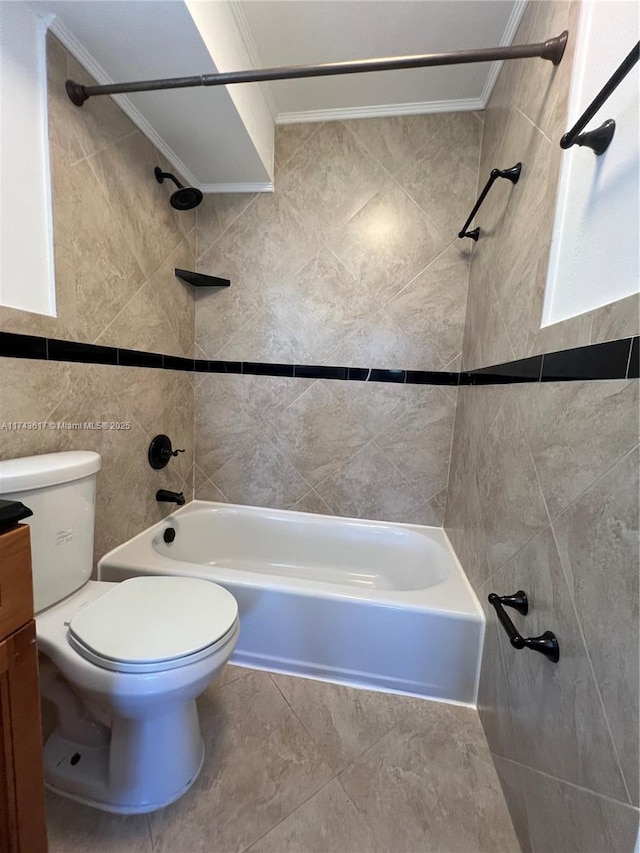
0 451 101 494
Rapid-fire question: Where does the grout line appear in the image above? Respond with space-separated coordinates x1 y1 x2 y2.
67 127 140 170
91 230 193 349
449 382 510 511
386 239 460 311
489 278 518 366
588 308 596 347
479 441 640 599
543 433 639 529
624 338 633 379
392 178 450 249
202 474 230 504
269 671 411 793
239 776 338 853
209 309 261 361
548 520 634 806
333 774 378 829
370 436 428 507
492 753 640 813
272 120 325 179
268 673 327 755
513 104 551 143
310 438 376 514
145 814 155 852
196 191 261 264
442 382 459 525
514 391 553 528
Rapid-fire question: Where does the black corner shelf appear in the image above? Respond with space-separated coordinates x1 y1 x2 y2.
174 268 231 287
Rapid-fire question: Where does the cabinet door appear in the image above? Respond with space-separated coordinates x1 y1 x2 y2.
0 637 19 853
0 622 47 853
0 526 34 641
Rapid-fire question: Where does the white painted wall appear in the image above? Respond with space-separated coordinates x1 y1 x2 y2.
543 1 639 326
0 2 55 316
186 0 274 181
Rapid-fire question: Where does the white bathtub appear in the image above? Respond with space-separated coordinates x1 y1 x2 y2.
98 501 484 704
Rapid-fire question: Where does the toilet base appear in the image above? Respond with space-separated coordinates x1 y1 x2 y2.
43 699 206 814
43 744 204 814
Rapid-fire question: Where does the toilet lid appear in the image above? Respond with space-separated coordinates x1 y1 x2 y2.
68 576 238 671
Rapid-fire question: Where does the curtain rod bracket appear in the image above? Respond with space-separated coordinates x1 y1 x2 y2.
542 31 568 66
66 80 89 107
560 41 638 155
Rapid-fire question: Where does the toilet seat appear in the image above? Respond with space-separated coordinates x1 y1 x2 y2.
67 576 238 674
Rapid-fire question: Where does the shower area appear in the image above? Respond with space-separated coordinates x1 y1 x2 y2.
190 17 638 847
0 0 638 850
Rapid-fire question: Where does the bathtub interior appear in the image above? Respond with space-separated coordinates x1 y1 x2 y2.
152 503 451 591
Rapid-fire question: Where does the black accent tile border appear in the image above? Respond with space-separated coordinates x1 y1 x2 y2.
0 332 47 360
162 355 195 372
406 370 460 386
346 367 370 381
47 338 117 365
541 338 632 382
347 368 407 383
464 355 543 385
199 360 242 374
294 365 348 380
0 332 638 385
118 348 163 369
243 362 294 377
369 369 406 383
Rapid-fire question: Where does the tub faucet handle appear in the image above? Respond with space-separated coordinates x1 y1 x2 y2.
148 434 186 469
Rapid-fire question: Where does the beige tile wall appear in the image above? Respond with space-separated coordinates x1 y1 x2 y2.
0 34 196 563
195 373 452 524
194 114 481 523
446 3 640 850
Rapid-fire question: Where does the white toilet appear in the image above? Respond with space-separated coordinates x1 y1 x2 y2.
0 451 239 814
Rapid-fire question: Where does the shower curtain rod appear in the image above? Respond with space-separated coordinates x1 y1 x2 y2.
66 31 568 106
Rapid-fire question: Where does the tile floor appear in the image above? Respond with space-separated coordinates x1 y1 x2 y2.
45 666 519 853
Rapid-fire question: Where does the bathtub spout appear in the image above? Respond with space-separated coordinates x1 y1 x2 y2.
156 489 185 506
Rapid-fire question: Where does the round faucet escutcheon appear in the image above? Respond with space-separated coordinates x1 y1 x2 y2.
148 435 185 469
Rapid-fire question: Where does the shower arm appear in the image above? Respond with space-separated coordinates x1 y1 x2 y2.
65 32 568 106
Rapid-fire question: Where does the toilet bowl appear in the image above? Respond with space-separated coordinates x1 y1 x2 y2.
37 576 239 813
0 451 240 814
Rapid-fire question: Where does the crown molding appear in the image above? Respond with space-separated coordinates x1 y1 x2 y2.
47 16 201 189
479 0 528 108
199 182 273 194
227 0 278 122
276 98 483 125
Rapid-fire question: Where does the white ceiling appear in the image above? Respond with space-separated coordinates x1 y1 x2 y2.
235 1 526 122
30 0 527 189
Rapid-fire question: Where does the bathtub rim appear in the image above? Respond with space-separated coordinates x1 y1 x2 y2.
98 500 484 621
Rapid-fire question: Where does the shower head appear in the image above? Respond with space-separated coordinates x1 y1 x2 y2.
154 167 203 211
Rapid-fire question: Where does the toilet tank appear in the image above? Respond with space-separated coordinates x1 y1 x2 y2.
0 451 101 613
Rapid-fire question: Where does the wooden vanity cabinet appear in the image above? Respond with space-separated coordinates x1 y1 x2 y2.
0 524 48 853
